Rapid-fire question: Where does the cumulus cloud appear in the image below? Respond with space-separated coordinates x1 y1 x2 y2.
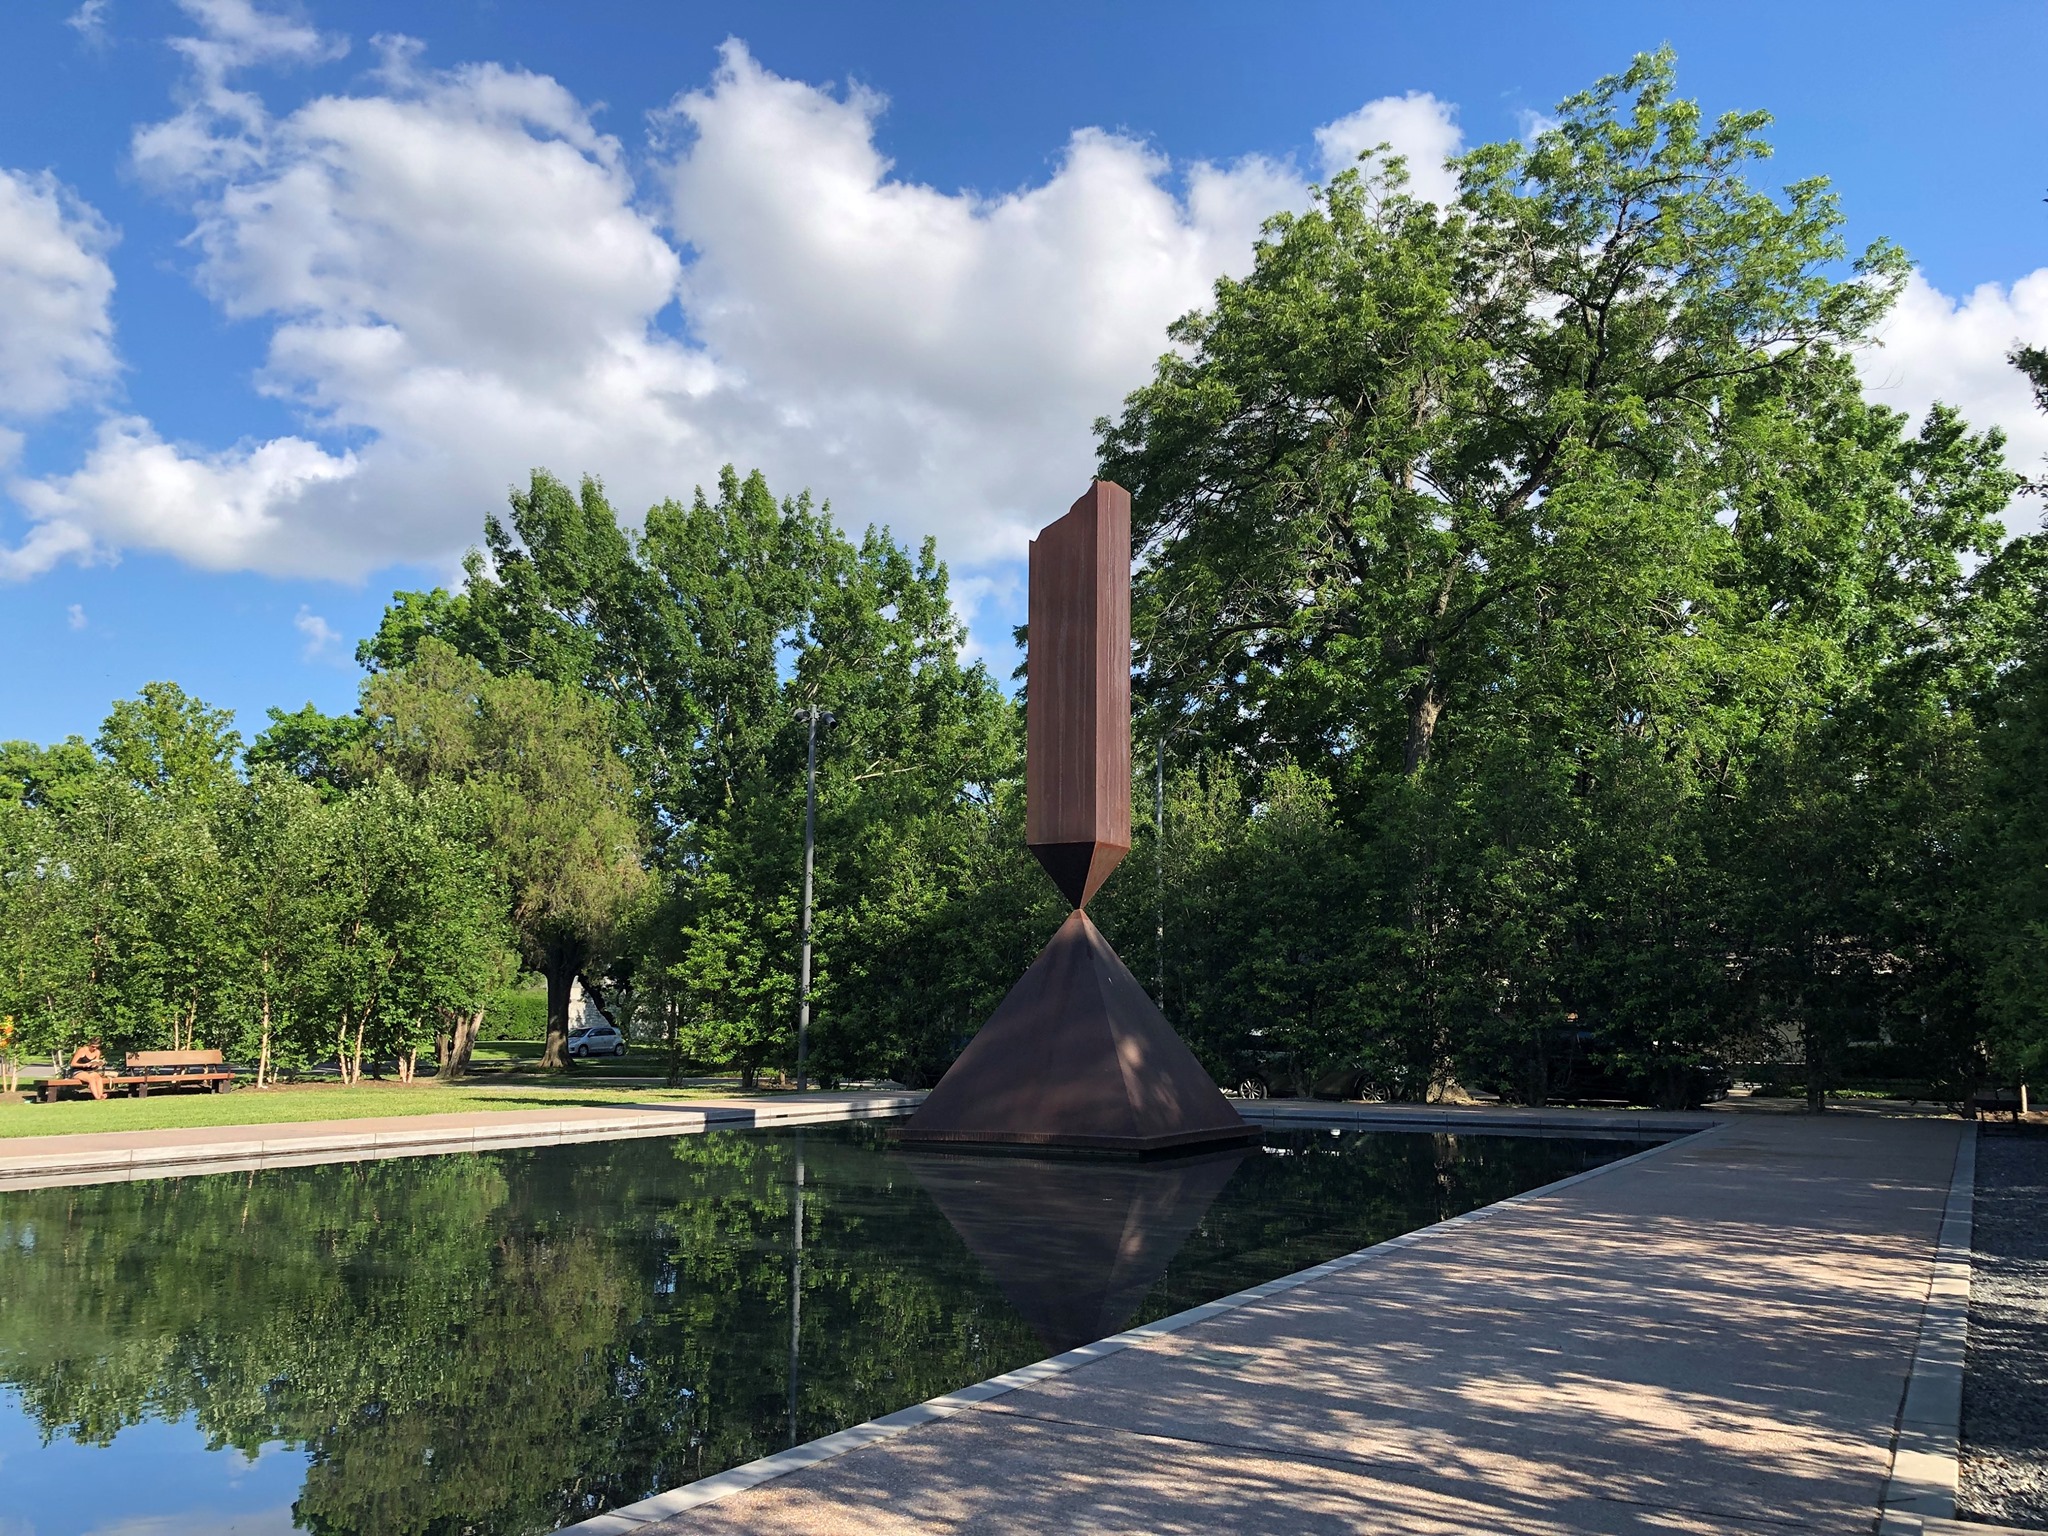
0 169 118 418
1857 268 2048 523
16 2 2040 603
1314 91 1462 205
132 0 346 188
66 602 87 630
12 414 355 576
656 40 1305 564
10 19 1340 583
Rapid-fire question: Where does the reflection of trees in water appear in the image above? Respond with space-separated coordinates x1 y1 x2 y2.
0 1126 1635 1536
0 1127 1040 1535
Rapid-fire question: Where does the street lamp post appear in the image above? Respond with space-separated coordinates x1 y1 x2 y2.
796 707 835 1092
1155 731 1166 999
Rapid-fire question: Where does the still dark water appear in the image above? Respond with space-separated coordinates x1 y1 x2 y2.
0 1122 1649 1536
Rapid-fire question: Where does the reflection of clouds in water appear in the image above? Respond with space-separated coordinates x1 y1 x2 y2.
0 1407 308 1536
227 1439 301 1480
83 1510 299 1536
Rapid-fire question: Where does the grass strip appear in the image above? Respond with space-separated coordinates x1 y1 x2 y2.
0 1079 753 1139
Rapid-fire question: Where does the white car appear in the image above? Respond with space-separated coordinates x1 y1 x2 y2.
566 1022 628 1058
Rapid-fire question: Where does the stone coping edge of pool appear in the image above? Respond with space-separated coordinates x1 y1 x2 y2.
1878 1119 1978 1535
0 1095 926 1191
556 1121 1724 1535
0 1096 1718 1192
1244 1101 1720 1137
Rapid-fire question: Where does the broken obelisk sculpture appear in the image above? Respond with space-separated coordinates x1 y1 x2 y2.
902 480 1254 1154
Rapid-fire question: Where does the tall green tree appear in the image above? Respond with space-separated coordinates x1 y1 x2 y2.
358 640 649 1070
95 681 243 804
1095 49 2013 1102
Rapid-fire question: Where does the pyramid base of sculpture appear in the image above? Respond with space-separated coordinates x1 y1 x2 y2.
901 909 1255 1155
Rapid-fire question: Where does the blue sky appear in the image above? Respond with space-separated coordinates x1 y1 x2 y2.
2 0 2044 747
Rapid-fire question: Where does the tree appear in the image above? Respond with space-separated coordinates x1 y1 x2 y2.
1094 49 2012 1103
95 681 243 804
210 770 337 1085
245 703 366 796
364 466 1019 1088
0 737 99 810
1103 50 1902 790
358 641 649 1070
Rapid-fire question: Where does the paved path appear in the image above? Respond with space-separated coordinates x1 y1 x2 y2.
625 1112 1965 1536
0 1092 922 1189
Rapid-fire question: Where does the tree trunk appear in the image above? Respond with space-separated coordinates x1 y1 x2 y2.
538 934 586 1071
1800 995 1827 1113
1402 682 1445 776
438 1008 483 1081
665 1000 681 1088
257 992 272 1089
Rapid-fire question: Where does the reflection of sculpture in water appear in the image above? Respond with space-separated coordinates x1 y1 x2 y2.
904 1146 1248 1353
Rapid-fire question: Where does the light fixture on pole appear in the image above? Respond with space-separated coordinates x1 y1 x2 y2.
796 706 836 1092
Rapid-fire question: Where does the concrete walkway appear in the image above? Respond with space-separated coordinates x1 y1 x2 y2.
618 1112 1966 1536
0 1092 922 1189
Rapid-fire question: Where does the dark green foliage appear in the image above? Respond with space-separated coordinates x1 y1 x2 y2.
484 987 550 1041
1074 50 2030 1106
245 702 365 795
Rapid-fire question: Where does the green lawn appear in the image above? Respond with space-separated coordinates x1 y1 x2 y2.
0 1077 757 1139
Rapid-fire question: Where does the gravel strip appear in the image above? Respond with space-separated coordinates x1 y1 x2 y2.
1962 1126 2048 1529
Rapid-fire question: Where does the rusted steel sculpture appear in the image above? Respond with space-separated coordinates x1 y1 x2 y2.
902 481 1254 1154
1025 481 1132 908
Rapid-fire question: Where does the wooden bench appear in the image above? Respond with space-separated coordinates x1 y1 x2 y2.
125 1049 234 1096
1973 1085 2030 1121
42 1049 235 1102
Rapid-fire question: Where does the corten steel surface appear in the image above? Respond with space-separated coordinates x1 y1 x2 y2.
904 1145 1247 1352
903 479 1248 1155
1026 481 1132 910
900 911 1254 1154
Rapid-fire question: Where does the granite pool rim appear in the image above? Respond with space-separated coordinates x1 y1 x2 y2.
0 1093 924 1192
0 1095 1722 1193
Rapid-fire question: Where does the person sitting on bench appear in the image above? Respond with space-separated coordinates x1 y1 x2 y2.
68 1043 109 1101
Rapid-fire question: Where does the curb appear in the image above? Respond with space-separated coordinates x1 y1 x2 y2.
0 1096 925 1192
1878 1119 1976 1534
558 1122 1720 1532
1242 1102 1718 1137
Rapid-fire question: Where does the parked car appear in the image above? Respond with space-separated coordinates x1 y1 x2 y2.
566 1022 628 1059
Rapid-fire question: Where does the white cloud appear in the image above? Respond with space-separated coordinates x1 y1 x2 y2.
0 168 118 418
66 602 86 630
8 24 1327 586
294 603 339 658
67 0 110 44
132 0 346 188
1857 268 2048 529
10 414 355 576
18 4 2039 614
1314 90 1462 205
655 40 1304 566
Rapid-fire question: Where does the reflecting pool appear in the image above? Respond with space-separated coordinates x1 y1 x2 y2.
0 1121 1652 1535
